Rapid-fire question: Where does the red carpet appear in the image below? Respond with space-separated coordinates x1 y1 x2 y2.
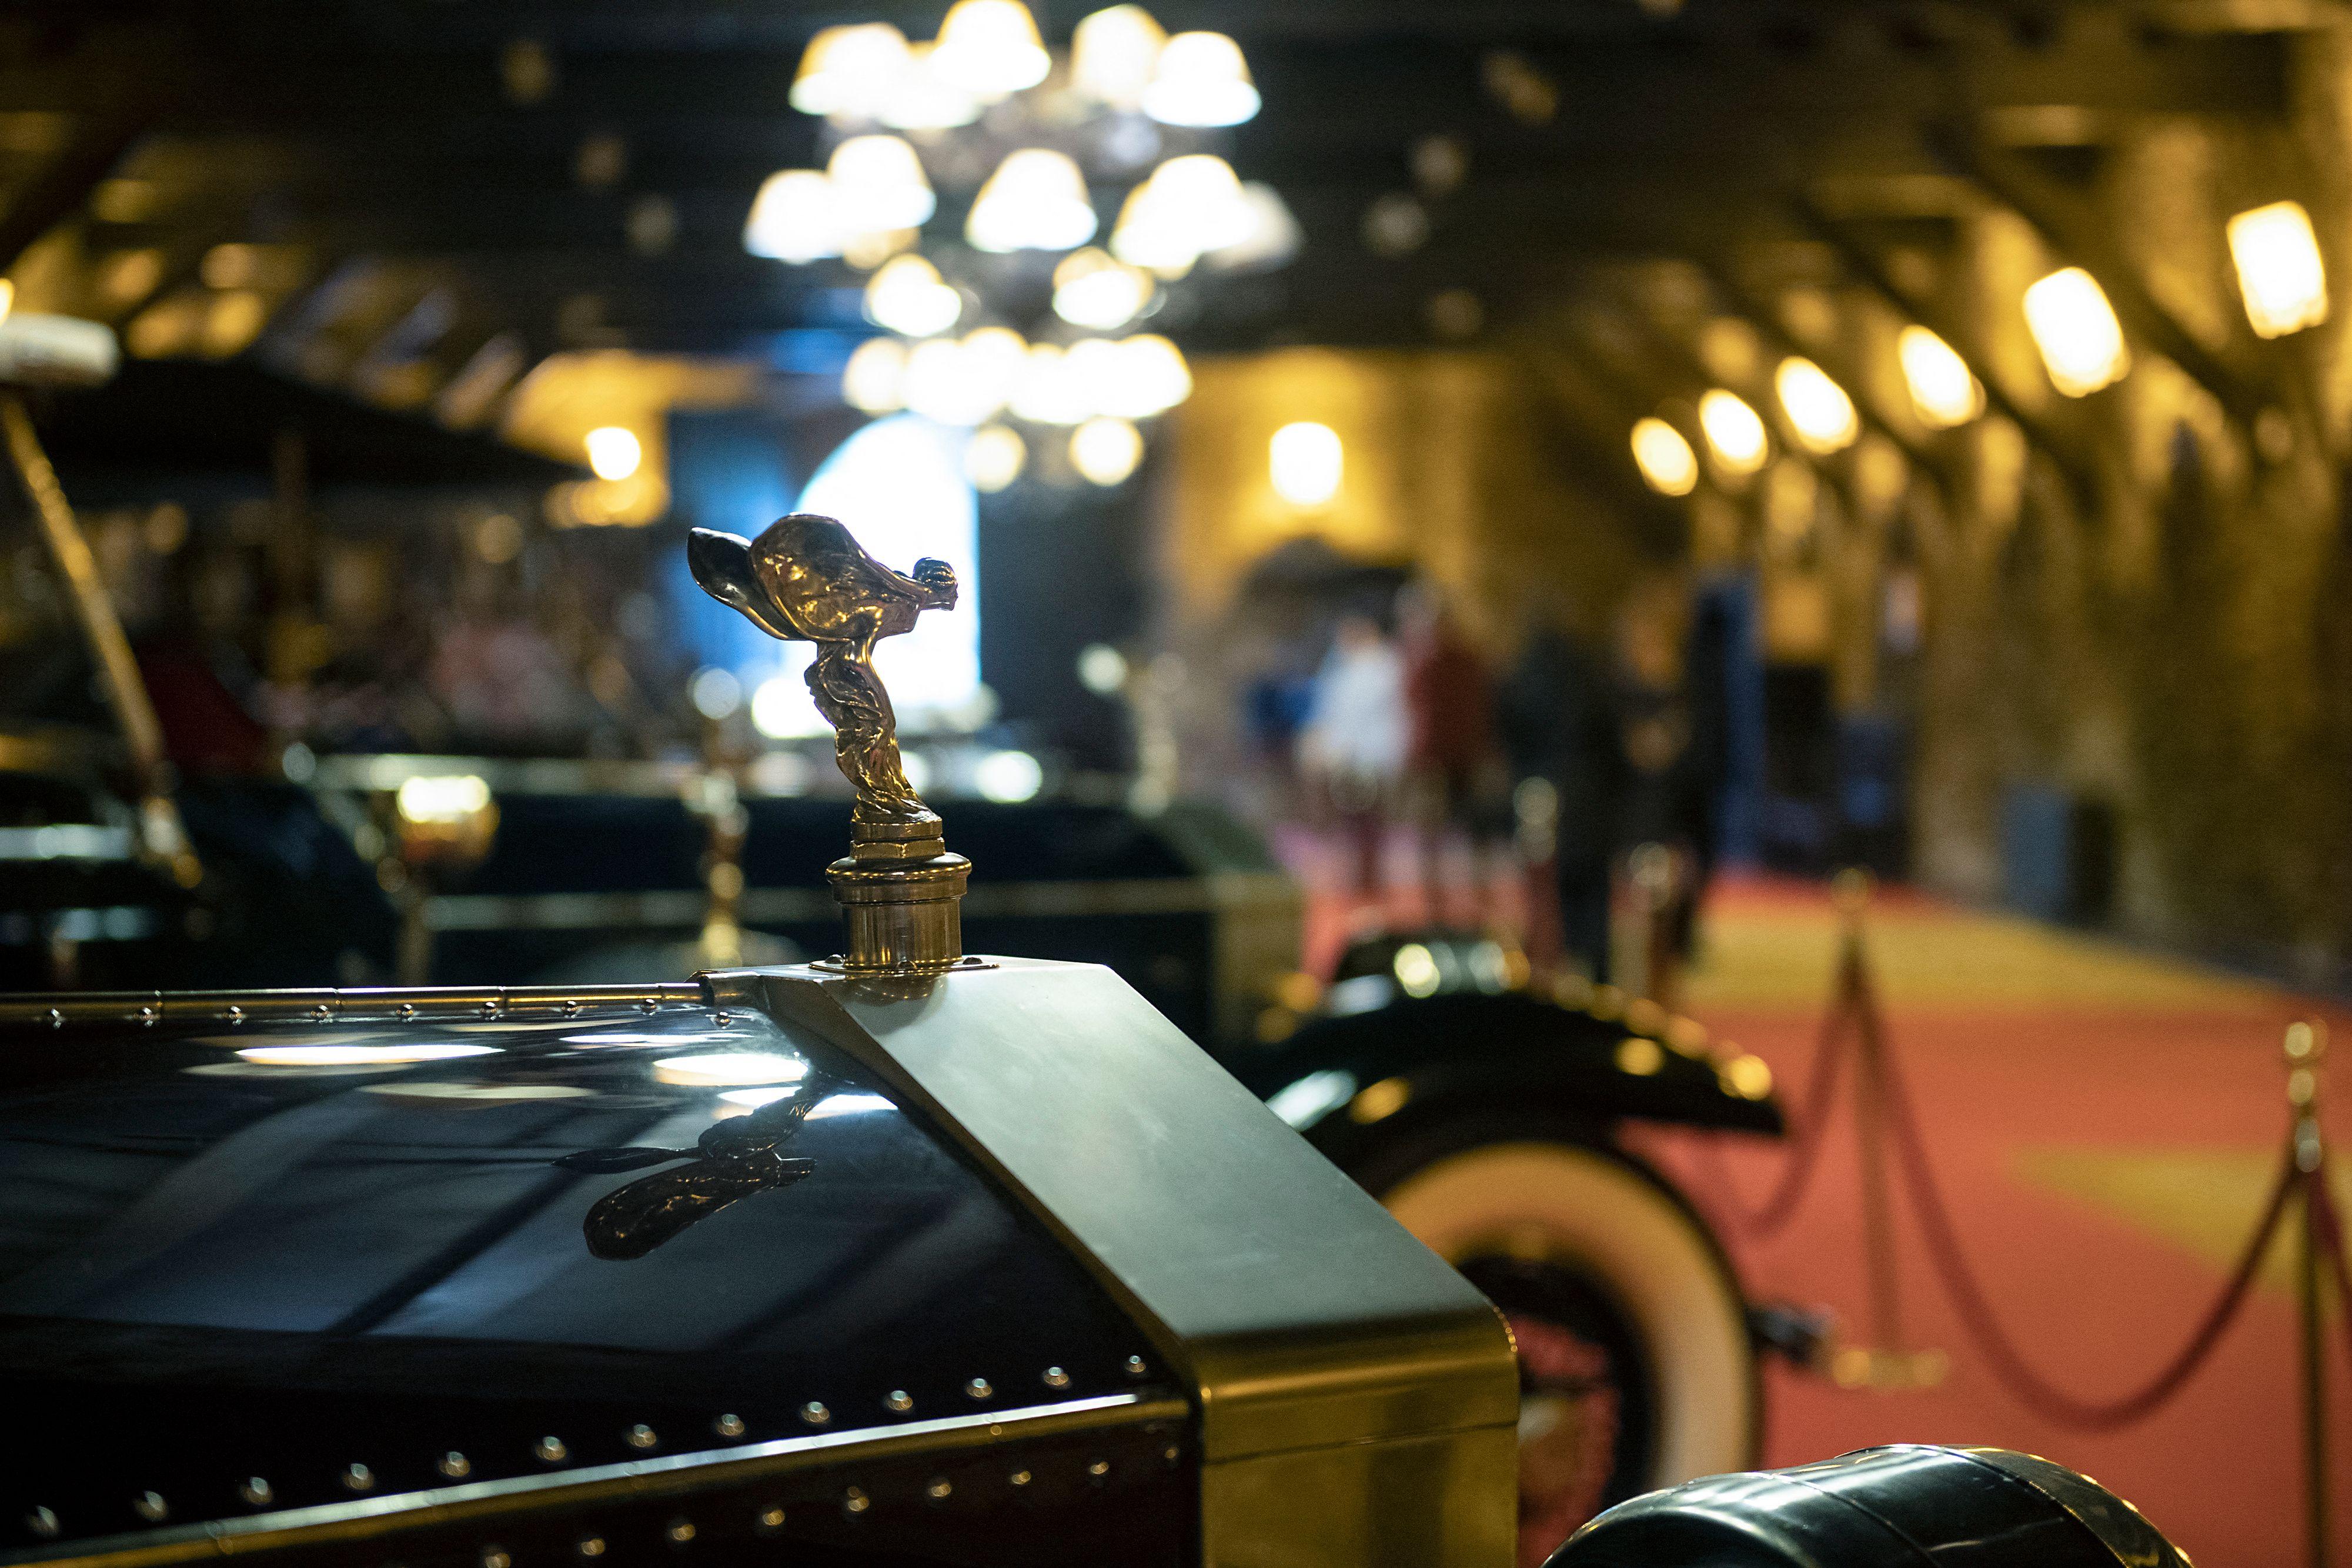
1299 847 2352 1567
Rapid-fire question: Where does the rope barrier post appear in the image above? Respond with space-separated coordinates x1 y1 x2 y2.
2286 1019 2331 1568
1629 842 1678 1009
1825 867 1949 1392
1832 867 1870 994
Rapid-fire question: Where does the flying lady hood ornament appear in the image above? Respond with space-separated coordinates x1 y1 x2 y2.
689 514 971 973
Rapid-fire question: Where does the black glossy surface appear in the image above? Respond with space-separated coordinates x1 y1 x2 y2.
1237 989 1785 1146
0 1003 1162 1550
1548 1444 2187 1567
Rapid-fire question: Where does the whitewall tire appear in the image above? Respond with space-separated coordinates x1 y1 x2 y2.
1378 1137 1759 1555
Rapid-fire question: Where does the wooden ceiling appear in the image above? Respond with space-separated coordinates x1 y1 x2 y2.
0 1 2311 445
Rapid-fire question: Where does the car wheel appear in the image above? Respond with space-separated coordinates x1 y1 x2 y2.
1366 1132 1759 1568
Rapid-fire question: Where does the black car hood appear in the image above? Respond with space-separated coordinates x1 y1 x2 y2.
0 998 1157 1543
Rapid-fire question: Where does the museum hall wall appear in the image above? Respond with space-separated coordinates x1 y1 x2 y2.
1160 24 2352 985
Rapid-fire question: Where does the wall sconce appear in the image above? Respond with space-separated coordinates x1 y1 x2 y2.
2023 267 2129 397
1269 422 1342 506
1897 326 1984 428
1775 357 1859 454
1630 417 1698 496
2227 200 2328 340
1698 389 1769 475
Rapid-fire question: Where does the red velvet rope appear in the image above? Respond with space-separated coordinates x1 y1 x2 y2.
1856 954 2304 1429
1703 941 1862 1239
1699 920 2327 1431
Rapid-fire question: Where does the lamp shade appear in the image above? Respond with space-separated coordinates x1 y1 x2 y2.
743 169 841 263
1698 390 1769 474
864 254 964 337
2022 266 2128 397
932 0 1051 99
790 24 913 118
2228 199 2328 339
827 135 937 232
1053 248 1154 330
967 149 1099 252
1142 31 1259 126
1072 5 1167 110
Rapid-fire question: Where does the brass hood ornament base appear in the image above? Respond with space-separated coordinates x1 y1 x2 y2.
689 514 971 974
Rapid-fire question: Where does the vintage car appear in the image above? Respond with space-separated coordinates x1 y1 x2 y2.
0 312 1792 1553
0 330 2193 1564
0 974 2187 1568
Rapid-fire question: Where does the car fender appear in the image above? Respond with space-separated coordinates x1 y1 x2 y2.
1233 989 1783 1168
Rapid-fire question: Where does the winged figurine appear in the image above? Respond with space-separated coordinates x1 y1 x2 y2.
689 515 958 827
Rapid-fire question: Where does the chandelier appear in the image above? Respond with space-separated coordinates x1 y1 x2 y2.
743 1 1297 491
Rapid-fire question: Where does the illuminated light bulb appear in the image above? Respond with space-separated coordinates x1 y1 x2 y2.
1697 389 1769 475
1072 5 1167 110
957 326 1030 413
841 337 908 413
1897 326 1983 429
652 1051 808 1088
901 335 1012 427
1064 337 1128 417
827 136 936 232
1205 183 1299 273
1070 416 1144 484
1630 417 1699 496
0 278 13 323
931 0 1051 100
1113 334 1191 416
1142 31 1259 127
1110 182 1201 277
974 748 1044 802
965 149 1098 253
966 423 1027 492
2022 266 2129 397
743 170 841 263
1774 357 1859 454
864 254 964 337
1269 422 1342 506
396 774 493 823
1110 156 1254 278
1053 247 1153 330
901 337 975 426
1138 155 1254 249
2227 199 2328 339
584 426 643 481
877 42 982 131
1010 342 1091 425
790 24 913 118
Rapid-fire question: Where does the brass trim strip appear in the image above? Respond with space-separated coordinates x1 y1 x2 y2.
4 1393 1182 1568
0 983 707 1029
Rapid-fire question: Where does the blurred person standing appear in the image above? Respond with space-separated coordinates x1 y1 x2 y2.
1612 574 1722 983
1398 580 1498 924
1297 613 1406 898
1501 611 1625 984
